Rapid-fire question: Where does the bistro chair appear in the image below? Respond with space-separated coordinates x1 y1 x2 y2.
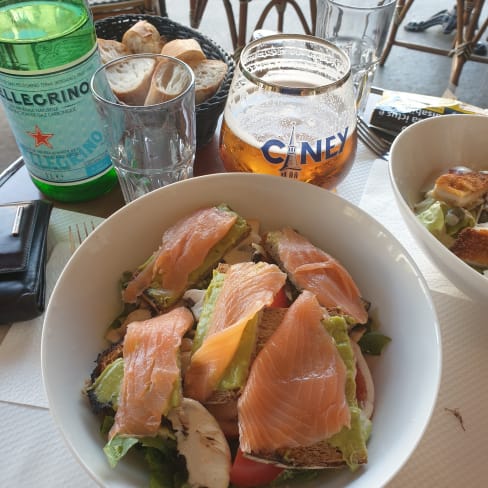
88 0 167 20
190 0 316 52
380 0 488 96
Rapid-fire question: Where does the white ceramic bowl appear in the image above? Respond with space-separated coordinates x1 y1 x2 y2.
41 173 441 488
389 114 488 300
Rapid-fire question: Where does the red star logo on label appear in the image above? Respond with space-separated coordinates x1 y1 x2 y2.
27 125 54 148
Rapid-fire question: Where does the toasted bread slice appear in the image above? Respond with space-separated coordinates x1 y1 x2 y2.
202 307 286 437
247 440 353 469
205 304 366 468
205 394 239 438
161 38 206 65
432 171 488 208
86 341 123 414
192 59 228 104
97 38 131 65
122 20 164 54
106 56 157 105
253 307 287 356
91 341 124 381
450 226 488 267
128 205 251 311
144 58 194 105
263 228 368 325
204 307 287 406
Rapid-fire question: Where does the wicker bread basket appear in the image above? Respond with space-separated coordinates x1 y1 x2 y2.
95 14 235 147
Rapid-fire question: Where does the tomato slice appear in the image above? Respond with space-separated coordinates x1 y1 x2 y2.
230 448 284 487
270 287 289 308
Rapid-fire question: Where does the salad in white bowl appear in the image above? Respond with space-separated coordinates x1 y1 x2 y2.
83 203 389 487
389 113 488 299
41 173 441 488
414 166 488 277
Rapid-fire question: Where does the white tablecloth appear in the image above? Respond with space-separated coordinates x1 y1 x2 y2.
0 209 103 487
1 143 487 487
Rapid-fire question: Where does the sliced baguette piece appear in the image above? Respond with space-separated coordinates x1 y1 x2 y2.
97 38 131 65
160 38 206 65
144 59 194 105
106 57 157 106
122 20 164 54
192 59 228 104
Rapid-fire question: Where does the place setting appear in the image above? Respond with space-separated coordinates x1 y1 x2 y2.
0 1 487 487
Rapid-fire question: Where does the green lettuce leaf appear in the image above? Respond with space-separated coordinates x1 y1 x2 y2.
416 201 455 247
358 330 392 356
104 432 188 487
143 436 188 488
417 200 446 235
270 468 320 485
325 316 369 470
103 435 139 468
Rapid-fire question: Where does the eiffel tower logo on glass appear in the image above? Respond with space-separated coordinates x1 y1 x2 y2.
279 124 301 179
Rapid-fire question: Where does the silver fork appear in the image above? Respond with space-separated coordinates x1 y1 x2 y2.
68 221 96 253
357 115 392 160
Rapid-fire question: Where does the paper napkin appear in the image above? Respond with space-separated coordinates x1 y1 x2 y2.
337 142 376 205
359 159 469 298
360 159 488 488
0 209 103 408
0 402 96 487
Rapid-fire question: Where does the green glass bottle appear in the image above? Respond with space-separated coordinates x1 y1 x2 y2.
0 0 117 202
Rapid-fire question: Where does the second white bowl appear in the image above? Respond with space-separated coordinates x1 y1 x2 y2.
389 114 488 300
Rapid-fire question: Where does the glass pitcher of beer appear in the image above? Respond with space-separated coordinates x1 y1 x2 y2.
219 34 357 189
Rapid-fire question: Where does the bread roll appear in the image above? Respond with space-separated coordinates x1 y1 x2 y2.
144 59 194 105
192 59 228 104
122 20 163 54
106 57 157 106
160 38 206 65
97 38 131 65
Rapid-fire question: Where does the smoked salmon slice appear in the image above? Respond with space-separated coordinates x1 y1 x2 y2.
238 290 350 453
184 262 287 403
264 227 368 324
123 205 247 305
109 307 194 440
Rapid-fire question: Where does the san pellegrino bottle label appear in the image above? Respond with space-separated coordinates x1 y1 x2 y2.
0 46 112 184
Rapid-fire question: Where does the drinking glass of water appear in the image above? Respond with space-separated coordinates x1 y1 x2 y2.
315 0 396 113
90 54 196 203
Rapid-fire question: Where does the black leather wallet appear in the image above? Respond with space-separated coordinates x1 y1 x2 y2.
0 200 53 324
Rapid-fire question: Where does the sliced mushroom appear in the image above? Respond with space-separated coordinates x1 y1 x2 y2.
105 307 152 343
222 219 262 265
182 288 207 320
167 398 231 488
